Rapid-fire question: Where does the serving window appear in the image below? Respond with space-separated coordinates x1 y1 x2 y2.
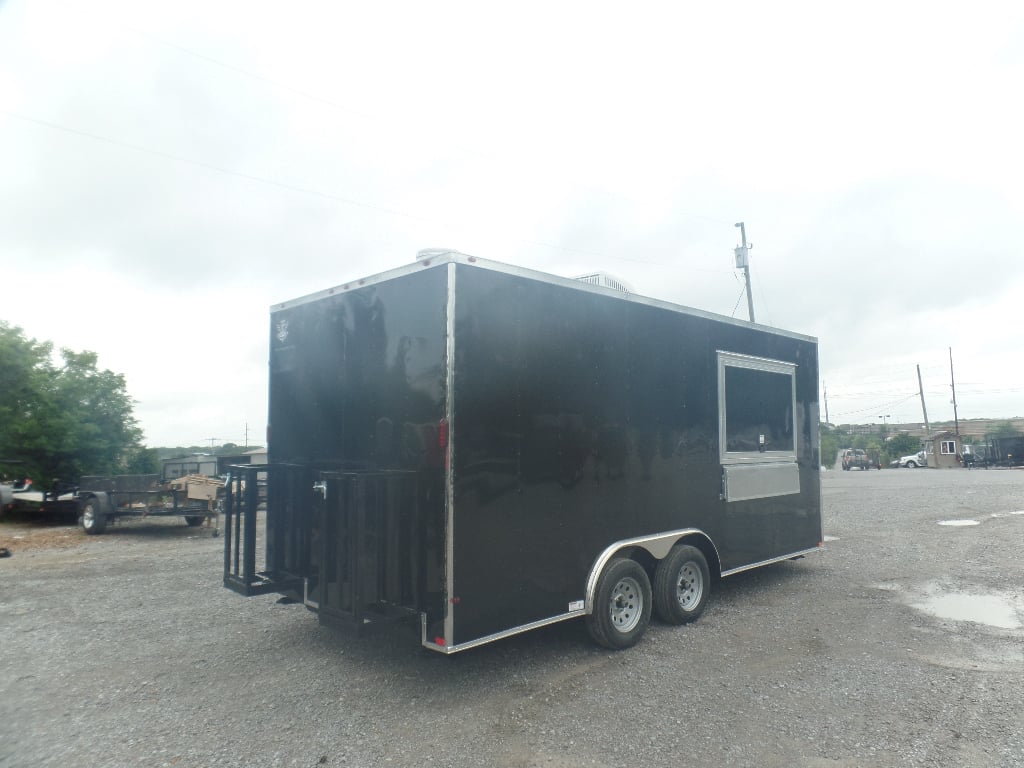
718 352 797 464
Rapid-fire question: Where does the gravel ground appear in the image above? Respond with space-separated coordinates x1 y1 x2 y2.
1 469 1022 768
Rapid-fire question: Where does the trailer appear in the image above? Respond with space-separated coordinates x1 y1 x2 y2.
987 436 1024 467
77 474 222 535
0 460 79 520
224 253 823 653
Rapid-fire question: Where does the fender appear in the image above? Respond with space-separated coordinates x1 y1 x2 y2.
585 528 721 612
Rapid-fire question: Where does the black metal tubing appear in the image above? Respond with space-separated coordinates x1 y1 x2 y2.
224 465 271 595
316 470 423 631
224 464 304 597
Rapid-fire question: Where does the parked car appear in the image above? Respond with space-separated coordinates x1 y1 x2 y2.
893 451 927 468
841 448 880 470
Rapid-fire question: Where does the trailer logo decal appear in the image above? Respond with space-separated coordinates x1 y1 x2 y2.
275 319 290 343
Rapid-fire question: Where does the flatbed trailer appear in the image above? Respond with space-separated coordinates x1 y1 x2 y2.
224 253 823 653
77 474 221 535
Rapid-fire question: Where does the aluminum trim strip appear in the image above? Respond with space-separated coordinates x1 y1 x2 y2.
270 258 451 312
420 614 446 652
460 257 817 342
270 253 817 343
717 350 799 465
584 528 719 611
422 610 587 654
417 542 824 653
302 577 319 610
719 546 822 578
443 262 457 646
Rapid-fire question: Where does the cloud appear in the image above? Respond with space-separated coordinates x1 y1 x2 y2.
3 0 1023 443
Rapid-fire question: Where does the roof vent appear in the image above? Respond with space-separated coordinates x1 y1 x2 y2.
416 248 465 261
573 272 632 294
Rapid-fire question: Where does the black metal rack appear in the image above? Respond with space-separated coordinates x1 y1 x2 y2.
224 464 433 631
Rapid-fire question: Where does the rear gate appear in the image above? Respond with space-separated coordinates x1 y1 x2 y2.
225 466 440 632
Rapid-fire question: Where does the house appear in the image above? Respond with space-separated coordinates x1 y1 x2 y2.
924 432 963 469
215 448 268 476
161 454 219 480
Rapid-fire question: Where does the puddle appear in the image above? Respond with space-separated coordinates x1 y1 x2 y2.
911 587 1022 630
939 511 1024 526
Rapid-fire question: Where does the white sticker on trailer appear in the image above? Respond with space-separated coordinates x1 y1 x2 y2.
568 600 584 611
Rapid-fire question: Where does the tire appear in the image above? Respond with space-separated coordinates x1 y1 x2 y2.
906 461 917 468
585 557 652 650
653 545 711 625
80 498 107 535
184 516 205 527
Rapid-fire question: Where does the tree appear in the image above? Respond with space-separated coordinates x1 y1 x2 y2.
0 322 148 483
123 446 160 475
819 423 841 468
986 420 1019 440
886 433 922 459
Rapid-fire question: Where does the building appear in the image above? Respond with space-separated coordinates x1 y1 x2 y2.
161 454 219 480
924 432 963 469
215 448 267 476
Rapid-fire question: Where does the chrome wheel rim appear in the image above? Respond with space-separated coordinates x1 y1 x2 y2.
83 505 96 529
609 576 643 633
675 561 703 611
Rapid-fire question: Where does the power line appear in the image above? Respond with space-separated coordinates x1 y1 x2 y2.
124 25 377 123
2 109 741 274
831 393 920 418
110 14 737 234
729 285 747 318
11 7 744 274
1 109 428 222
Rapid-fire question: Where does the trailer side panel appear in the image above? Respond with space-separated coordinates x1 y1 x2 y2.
449 265 820 645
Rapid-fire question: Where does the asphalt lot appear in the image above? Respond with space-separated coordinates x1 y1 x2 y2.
1 468 1022 768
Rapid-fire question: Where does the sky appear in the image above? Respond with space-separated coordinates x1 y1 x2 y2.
2 0 1023 447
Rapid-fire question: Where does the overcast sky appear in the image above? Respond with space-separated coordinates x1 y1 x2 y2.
2 0 1022 447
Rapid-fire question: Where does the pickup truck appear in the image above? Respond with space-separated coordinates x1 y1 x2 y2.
841 448 880 470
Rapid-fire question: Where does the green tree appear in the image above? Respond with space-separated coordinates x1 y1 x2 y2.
885 433 922 460
986 420 1019 440
820 423 841 468
123 446 160 475
0 322 148 483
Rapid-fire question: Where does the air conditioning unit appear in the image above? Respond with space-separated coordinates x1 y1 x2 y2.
573 272 631 294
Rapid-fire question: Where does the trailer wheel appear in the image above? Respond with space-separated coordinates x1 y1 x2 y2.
585 557 652 650
653 545 710 625
80 498 107 535
184 516 205 527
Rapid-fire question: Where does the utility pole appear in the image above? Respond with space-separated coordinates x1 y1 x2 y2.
734 222 755 323
823 381 831 426
916 365 931 435
949 347 960 436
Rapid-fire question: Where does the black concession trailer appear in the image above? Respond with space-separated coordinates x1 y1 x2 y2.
224 253 823 653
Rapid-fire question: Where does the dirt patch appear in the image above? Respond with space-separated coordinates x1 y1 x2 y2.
0 511 82 553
